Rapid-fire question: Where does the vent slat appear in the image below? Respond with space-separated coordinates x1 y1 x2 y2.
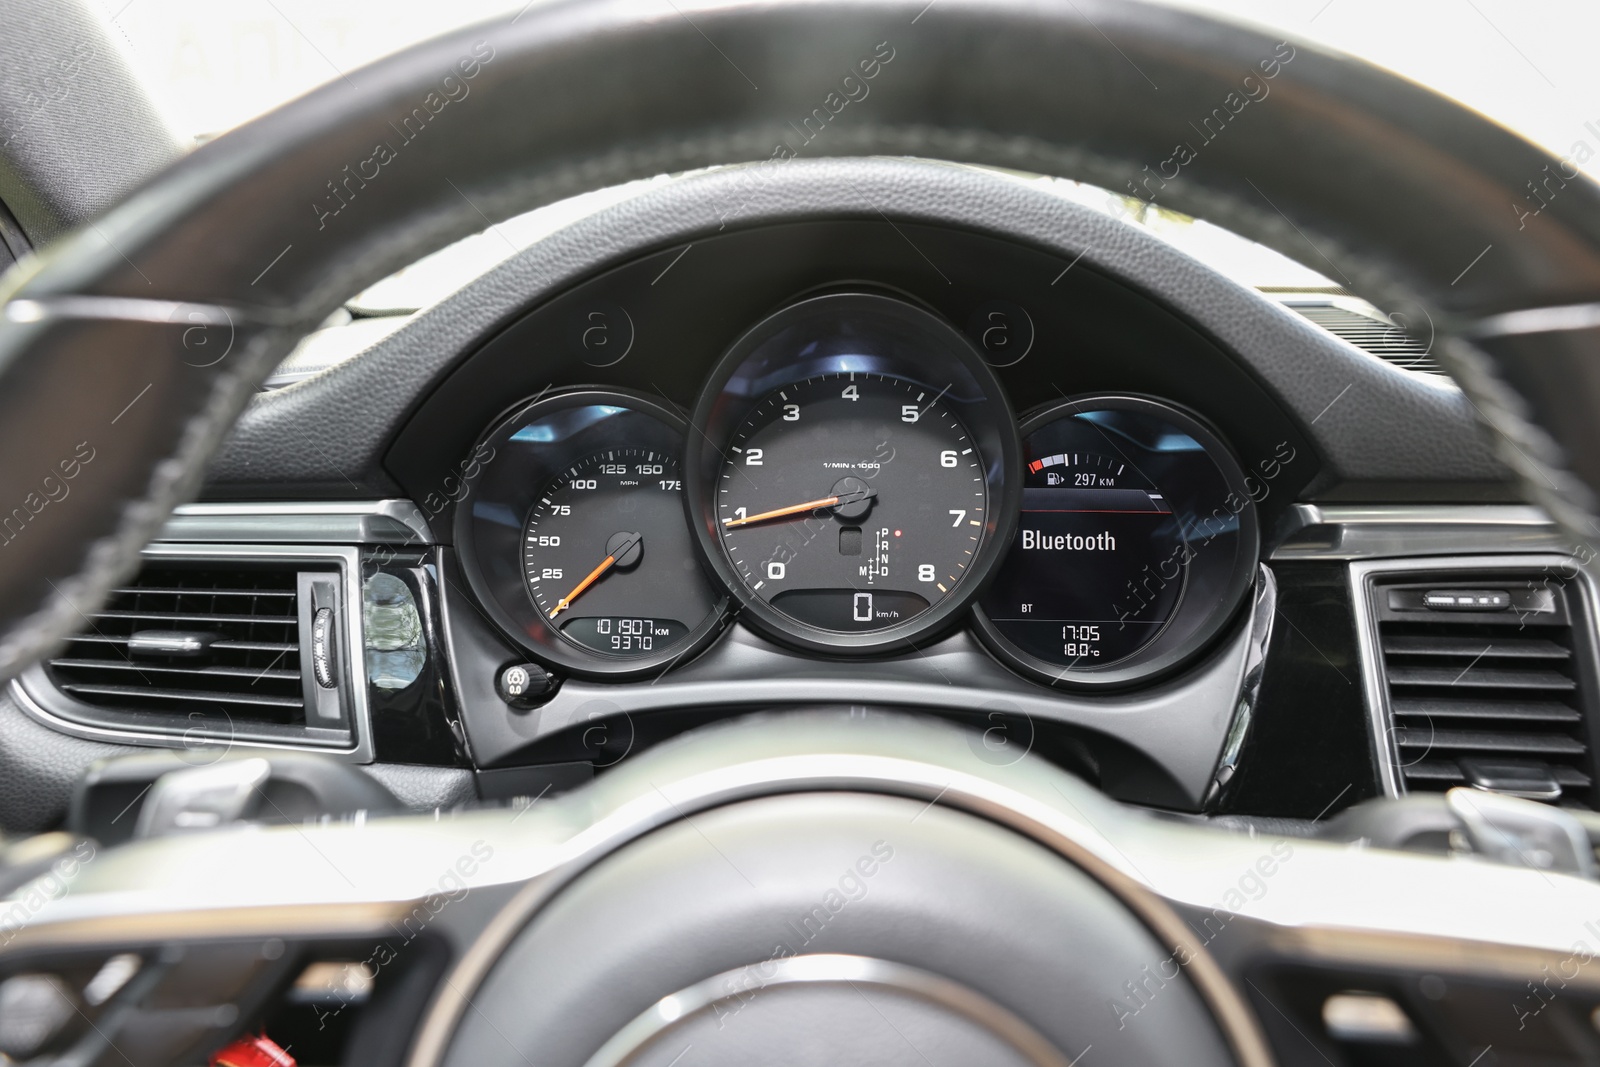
107 586 297 598
63 635 299 653
1391 697 1580 723
1401 764 1587 790
1386 665 1574 690
1392 727 1587 755
1399 761 1467 784
47 659 301 682
1288 304 1441 373
1383 634 1569 659
94 610 297 626
58 683 303 710
1401 760 1592 789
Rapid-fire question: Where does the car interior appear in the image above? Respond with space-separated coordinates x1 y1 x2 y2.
1 0 1600 1064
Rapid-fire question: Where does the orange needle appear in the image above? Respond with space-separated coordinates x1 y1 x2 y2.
723 488 875 529
549 533 641 618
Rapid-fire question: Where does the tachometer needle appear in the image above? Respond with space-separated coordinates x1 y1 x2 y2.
723 487 876 529
549 532 642 618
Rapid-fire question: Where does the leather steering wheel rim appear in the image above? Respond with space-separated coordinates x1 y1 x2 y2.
0 1 1597 676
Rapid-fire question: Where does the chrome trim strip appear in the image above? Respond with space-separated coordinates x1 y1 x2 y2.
1470 302 1600 338
0 900 415 952
10 543 375 763
18 730 1600 956
3 295 254 326
582 954 1076 1067
1271 503 1567 560
1206 564 1276 807
1347 553 1597 798
160 500 433 545
1262 924 1600 986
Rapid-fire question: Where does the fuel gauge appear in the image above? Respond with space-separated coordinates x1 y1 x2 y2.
1029 450 1136 489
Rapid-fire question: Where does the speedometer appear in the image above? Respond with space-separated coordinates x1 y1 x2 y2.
686 292 1020 653
524 449 700 657
454 390 727 678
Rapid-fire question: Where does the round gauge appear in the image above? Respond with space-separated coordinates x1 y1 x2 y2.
686 293 1019 653
523 448 703 658
455 390 727 678
717 373 987 631
974 396 1260 688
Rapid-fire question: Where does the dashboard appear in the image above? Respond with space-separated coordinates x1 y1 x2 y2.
360 202 1343 814
1 157 1539 833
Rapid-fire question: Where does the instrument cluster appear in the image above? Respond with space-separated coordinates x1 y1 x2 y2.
456 291 1260 689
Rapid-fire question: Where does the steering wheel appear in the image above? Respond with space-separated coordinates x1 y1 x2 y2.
2 0 1599 1063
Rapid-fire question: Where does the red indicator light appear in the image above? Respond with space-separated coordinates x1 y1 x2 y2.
211 1034 296 1067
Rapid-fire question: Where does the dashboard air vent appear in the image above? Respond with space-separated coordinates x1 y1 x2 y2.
1280 298 1441 374
1371 574 1597 805
18 552 358 752
46 565 304 724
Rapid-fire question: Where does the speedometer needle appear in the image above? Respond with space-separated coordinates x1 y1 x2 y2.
549 532 642 618
723 487 876 529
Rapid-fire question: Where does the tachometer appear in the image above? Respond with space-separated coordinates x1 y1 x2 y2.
686 293 1019 653
717 372 986 631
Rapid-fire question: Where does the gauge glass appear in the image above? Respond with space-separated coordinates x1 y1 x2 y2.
976 396 1258 687
524 448 710 657
715 372 986 633
457 391 728 677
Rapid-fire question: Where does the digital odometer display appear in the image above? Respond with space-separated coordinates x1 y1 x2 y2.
715 372 987 633
558 616 691 654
